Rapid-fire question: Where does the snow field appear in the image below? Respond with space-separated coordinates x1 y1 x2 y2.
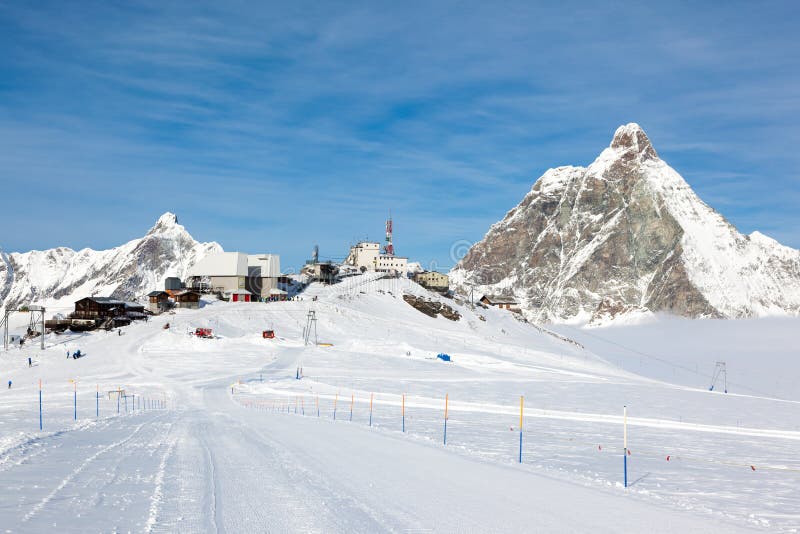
0 274 798 531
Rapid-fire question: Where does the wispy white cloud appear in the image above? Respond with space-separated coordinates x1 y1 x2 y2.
1 0 799 265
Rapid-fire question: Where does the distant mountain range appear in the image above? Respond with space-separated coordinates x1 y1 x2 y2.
0 213 221 312
450 124 800 324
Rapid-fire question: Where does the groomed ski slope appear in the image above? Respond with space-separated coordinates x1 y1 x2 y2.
0 274 798 532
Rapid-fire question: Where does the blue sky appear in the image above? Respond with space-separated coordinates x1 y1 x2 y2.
1 1 798 271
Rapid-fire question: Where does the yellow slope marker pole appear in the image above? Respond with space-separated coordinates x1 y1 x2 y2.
443 393 449 445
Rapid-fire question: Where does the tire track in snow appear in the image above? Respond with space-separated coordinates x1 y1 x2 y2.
145 436 177 533
197 423 220 534
0 418 117 473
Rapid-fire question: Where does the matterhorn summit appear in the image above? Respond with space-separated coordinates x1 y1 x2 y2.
451 124 800 324
0 212 222 311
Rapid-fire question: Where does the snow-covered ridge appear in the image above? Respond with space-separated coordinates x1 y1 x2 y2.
0 212 222 311
451 123 800 323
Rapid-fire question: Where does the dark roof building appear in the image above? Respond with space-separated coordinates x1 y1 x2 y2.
73 297 146 319
174 289 201 309
479 295 520 311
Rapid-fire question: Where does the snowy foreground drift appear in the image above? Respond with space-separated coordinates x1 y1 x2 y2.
1 275 798 532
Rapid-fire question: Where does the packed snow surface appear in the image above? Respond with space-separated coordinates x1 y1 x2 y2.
1 274 798 531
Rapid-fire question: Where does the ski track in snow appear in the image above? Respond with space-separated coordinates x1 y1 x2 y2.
145 433 176 533
21 414 166 523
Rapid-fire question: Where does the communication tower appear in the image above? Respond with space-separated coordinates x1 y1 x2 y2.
384 215 394 256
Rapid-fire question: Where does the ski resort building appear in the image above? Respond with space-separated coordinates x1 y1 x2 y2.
70 297 147 326
173 290 201 309
147 291 170 313
345 242 408 273
479 295 520 311
185 252 281 300
345 242 381 271
72 297 146 321
375 254 408 273
414 271 449 292
226 289 252 302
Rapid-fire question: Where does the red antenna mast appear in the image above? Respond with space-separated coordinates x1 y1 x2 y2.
385 214 394 256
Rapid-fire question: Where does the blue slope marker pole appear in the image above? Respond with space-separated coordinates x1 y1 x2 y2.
623 405 628 488
73 381 77 420
38 379 43 431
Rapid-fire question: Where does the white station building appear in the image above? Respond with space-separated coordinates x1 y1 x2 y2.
186 252 281 299
345 242 408 274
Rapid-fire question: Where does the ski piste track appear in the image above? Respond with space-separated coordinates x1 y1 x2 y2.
0 275 799 532
0 376 767 533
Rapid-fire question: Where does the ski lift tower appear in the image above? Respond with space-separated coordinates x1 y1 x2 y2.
709 361 727 393
303 310 318 346
2 305 45 351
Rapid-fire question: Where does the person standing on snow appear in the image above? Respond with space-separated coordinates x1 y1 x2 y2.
7 380 11 389
28 357 32 367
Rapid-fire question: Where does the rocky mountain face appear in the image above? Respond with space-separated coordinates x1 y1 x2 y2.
0 213 222 311
450 124 800 324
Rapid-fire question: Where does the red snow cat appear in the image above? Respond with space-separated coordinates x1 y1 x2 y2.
195 327 213 338
262 330 275 339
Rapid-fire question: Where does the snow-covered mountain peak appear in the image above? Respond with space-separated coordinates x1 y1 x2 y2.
0 214 222 312
452 124 800 323
609 122 659 161
147 212 182 236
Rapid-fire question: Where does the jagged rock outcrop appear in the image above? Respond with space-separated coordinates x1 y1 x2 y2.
450 124 800 323
0 213 222 310
403 294 461 321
